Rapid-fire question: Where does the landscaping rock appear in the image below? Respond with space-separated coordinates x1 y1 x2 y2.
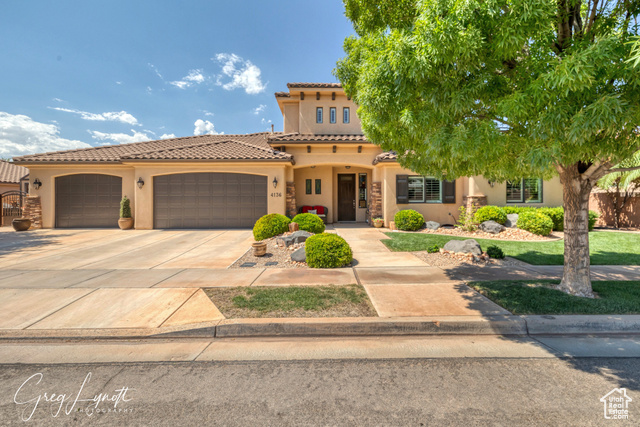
479 220 506 234
443 239 482 256
291 247 306 262
505 214 519 228
276 230 313 248
425 221 440 230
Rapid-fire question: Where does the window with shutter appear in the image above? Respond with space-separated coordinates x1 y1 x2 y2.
442 180 456 204
396 175 409 204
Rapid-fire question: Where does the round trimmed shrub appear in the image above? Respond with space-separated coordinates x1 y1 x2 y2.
517 211 553 236
253 213 291 241
538 207 564 231
426 244 440 254
588 210 599 231
292 213 326 234
394 209 425 231
305 233 353 268
474 206 507 225
486 245 505 259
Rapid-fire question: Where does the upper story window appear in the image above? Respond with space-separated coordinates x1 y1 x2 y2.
316 107 323 124
408 176 442 203
343 107 350 124
330 107 336 124
507 178 543 203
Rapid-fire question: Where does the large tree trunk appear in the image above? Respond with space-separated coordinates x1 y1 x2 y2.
558 164 596 297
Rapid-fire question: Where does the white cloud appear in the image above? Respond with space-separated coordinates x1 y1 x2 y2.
193 119 222 135
202 110 214 117
116 81 122 85
50 107 140 126
148 63 164 80
214 53 266 94
52 97 65 103
253 104 267 115
261 118 272 125
170 69 206 89
88 129 151 145
0 112 90 158
160 133 176 139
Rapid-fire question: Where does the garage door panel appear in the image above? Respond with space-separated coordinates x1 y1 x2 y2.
55 174 122 228
154 173 267 229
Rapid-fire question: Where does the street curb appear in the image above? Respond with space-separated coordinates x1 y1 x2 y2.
522 315 640 335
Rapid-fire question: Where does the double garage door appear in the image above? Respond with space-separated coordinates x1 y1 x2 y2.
154 173 267 229
55 173 267 229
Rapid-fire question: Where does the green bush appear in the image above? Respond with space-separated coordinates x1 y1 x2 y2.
517 211 554 236
253 214 291 241
394 209 425 231
474 206 507 225
538 207 564 231
486 245 505 259
291 213 326 234
120 196 132 218
589 210 599 231
502 206 537 215
305 233 353 268
426 244 440 253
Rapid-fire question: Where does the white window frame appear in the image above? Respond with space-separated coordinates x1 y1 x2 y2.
330 107 336 124
316 107 323 124
408 176 442 203
506 178 543 203
343 107 350 124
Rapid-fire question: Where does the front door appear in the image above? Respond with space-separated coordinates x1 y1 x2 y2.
338 174 356 221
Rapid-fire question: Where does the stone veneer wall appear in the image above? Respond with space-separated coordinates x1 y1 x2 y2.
286 182 297 218
23 195 42 229
368 181 382 225
463 195 487 212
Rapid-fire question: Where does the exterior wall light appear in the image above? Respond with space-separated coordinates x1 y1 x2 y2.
345 166 351 169
488 180 495 188
137 177 145 189
33 178 42 190
272 177 278 188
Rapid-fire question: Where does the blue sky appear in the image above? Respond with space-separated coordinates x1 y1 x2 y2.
0 1 354 158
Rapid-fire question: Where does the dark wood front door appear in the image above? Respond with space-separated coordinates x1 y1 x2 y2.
338 174 356 221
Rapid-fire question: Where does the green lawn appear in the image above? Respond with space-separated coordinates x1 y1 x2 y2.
469 281 640 314
382 231 640 265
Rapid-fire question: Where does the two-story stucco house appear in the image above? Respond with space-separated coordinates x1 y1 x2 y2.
13 83 563 229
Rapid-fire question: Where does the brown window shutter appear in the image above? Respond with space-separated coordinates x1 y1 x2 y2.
396 175 409 204
442 180 456 204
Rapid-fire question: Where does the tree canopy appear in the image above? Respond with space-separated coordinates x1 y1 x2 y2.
336 0 640 182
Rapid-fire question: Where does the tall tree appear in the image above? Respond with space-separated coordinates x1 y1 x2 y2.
336 0 640 296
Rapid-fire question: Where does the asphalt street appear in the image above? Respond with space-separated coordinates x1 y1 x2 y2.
0 356 638 426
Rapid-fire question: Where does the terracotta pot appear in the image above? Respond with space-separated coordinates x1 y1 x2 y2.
118 217 134 230
12 218 31 232
289 222 299 232
373 222 383 228
252 242 267 257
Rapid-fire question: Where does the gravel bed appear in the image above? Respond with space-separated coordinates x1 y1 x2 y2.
229 235 307 269
412 252 531 268
418 226 562 241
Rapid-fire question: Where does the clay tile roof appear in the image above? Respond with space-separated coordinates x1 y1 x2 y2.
372 151 398 165
268 133 368 143
13 133 293 164
286 83 343 89
274 91 290 97
0 160 29 183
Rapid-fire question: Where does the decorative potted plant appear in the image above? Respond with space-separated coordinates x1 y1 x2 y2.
372 217 385 228
118 196 134 230
252 241 267 256
12 217 31 231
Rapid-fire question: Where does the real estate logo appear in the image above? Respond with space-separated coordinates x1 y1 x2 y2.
600 388 632 420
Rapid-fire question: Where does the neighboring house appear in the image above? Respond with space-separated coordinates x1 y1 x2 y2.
13 83 563 229
0 160 29 194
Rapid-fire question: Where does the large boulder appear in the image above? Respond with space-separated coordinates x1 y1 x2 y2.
276 230 313 248
425 221 440 230
479 220 505 234
505 214 519 228
291 247 306 263
443 239 482 255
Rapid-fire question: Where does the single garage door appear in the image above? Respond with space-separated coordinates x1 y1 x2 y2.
55 174 122 228
153 173 268 229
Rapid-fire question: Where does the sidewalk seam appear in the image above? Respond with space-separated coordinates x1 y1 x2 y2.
157 289 200 328
21 288 101 330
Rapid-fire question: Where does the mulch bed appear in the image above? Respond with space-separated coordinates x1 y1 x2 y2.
412 251 531 268
204 285 377 318
418 226 563 241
